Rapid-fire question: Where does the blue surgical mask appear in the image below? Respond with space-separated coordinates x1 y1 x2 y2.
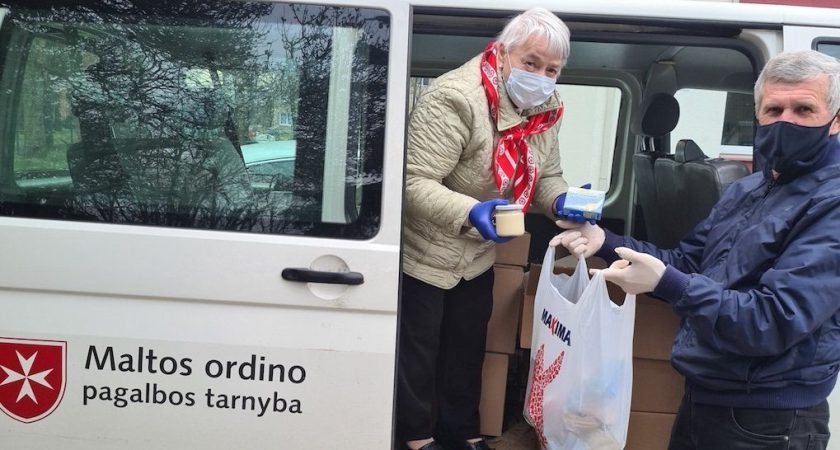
754 116 839 181
504 56 556 109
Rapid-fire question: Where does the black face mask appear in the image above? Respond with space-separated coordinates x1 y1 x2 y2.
754 115 839 181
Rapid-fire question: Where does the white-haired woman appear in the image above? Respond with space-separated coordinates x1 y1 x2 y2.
397 8 581 450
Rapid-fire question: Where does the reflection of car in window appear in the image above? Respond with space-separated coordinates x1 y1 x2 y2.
241 139 296 190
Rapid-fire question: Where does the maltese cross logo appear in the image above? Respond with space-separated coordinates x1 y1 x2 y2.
0 338 66 423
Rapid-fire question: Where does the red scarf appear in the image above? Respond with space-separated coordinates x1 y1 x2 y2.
480 41 563 212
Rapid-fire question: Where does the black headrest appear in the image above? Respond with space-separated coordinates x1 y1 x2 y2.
641 93 680 138
675 139 707 163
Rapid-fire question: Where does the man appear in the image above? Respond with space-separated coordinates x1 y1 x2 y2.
554 49 840 449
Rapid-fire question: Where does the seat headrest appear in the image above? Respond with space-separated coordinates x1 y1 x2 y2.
675 139 707 163
640 93 680 138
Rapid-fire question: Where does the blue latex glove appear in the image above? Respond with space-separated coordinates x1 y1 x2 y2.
554 183 597 224
468 199 514 243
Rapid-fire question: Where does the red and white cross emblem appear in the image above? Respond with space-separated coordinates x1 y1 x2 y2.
0 337 66 423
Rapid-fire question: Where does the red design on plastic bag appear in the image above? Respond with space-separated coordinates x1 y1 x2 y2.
526 344 564 449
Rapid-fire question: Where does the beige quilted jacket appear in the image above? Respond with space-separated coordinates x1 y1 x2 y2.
403 54 569 289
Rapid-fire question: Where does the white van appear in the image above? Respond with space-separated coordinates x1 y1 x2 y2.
1 0 839 448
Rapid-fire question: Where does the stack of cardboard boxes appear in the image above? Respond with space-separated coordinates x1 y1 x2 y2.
481 243 685 448
625 294 684 450
479 233 531 437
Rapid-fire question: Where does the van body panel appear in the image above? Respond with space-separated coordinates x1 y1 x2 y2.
783 25 840 51
0 1 406 447
410 0 840 28
0 333 394 449
0 218 401 313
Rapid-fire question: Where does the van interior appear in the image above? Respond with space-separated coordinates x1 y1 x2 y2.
407 12 760 441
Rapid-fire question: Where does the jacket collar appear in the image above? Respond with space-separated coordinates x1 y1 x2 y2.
494 60 562 132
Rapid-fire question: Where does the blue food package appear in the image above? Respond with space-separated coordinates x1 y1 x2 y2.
561 187 606 220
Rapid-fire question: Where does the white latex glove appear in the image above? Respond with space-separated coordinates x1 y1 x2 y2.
594 247 666 295
550 220 606 258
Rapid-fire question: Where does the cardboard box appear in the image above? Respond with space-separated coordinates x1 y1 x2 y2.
479 352 509 437
495 232 531 267
522 261 565 297
520 265 544 350
519 294 535 349
525 255 610 292
486 264 525 354
525 264 541 296
633 294 680 361
631 358 684 414
626 411 677 450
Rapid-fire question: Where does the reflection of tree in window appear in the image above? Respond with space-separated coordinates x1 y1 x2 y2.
3 1 389 238
15 37 83 177
10 1 271 227
276 5 388 232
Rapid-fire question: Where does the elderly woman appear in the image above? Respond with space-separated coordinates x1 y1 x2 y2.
397 8 576 450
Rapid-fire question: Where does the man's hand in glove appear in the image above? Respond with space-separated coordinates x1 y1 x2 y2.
594 247 665 295
550 220 605 258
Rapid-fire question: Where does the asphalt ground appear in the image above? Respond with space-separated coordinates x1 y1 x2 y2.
486 418 539 450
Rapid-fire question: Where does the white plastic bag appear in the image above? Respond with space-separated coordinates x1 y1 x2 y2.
524 245 636 450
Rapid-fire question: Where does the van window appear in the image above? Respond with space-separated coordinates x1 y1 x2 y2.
556 84 620 192
0 2 389 239
408 78 620 192
671 89 754 157
12 35 80 189
815 40 840 59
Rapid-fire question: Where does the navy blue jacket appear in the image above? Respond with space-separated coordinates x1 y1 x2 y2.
600 139 840 408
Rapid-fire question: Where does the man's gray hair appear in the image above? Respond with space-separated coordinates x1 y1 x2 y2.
755 50 840 115
497 8 570 66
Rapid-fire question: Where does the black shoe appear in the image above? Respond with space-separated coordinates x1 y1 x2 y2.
462 440 492 450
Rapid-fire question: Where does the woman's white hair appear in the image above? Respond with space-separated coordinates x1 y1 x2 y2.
497 8 570 65
754 50 840 115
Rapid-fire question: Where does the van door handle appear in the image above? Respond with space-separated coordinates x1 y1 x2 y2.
281 268 365 285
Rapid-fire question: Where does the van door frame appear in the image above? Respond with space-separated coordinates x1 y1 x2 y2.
783 25 840 52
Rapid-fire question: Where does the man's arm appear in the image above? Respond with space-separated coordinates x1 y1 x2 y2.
654 196 840 357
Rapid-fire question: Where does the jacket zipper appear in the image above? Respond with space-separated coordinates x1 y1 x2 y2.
762 179 776 199
743 179 776 395
745 359 753 394
733 179 776 236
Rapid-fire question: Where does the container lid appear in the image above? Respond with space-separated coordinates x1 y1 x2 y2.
495 203 524 212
